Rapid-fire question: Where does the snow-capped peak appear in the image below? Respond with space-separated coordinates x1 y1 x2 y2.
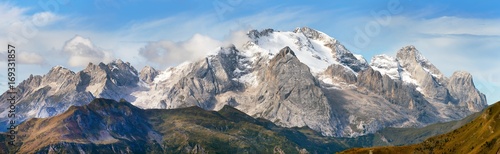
153 61 192 84
370 54 401 80
397 45 430 65
293 27 336 43
242 28 367 74
370 54 420 86
51 65 68 71
371 46 452 94
370 54 421 90
396 45 444 79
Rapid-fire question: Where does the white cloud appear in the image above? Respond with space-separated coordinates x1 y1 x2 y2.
18 52 46 64
0 3 64 73
120 7 320 42
224 29 252 49
139 34 223 66
0 3 29 46
417 16 500 36
0 3 63 47
31 11 61 27
127 7 320 68
62 35 114 67
0 3 28 28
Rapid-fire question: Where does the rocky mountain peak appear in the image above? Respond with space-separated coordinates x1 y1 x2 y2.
276 46 296 58
396 46 443 78
83 62 106 73
243 27 369 74
370 54 401 80
268 46 302 75
294 27 324 40
371 46 486 115
248 28 275 39
451 71 472 79
48 65 67 72
81 60 139 86
108 59 136 72
50 65 69 72
447 71 487 111
293 26 340 44
396 45 427 65
258 46 335 136
106 60 139 87
113 59 124 64
448 71 475 90
139 66 158 83
46 65 75 80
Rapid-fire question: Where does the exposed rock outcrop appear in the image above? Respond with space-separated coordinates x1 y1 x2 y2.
447 71 487 112
139 66 158 83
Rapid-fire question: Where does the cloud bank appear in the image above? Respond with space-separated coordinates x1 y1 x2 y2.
62 35 113 67
138 30 251 67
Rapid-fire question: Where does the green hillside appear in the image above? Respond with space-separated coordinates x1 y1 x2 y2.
340 101 500 154
371 110 481 146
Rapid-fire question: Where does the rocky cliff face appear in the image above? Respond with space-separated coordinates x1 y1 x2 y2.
139 66 158 83
447 71 487 112
356 67 441 124
0 27 488 137
371 46 488 119
322 64 358 84
82 59 139 99
396 46 449 102
250 46 338 136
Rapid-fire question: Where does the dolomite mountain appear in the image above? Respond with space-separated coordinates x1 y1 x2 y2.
0 27 487 137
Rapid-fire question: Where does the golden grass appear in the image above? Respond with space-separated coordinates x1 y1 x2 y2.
339 101 500 154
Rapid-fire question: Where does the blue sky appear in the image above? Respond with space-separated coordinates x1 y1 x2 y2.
1 0 499 104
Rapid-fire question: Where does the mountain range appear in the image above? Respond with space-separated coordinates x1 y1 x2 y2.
0 27 487 139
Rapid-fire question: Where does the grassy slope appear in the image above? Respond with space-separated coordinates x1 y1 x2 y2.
340 101 500 154
146 106 302 153
371 110 481 146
